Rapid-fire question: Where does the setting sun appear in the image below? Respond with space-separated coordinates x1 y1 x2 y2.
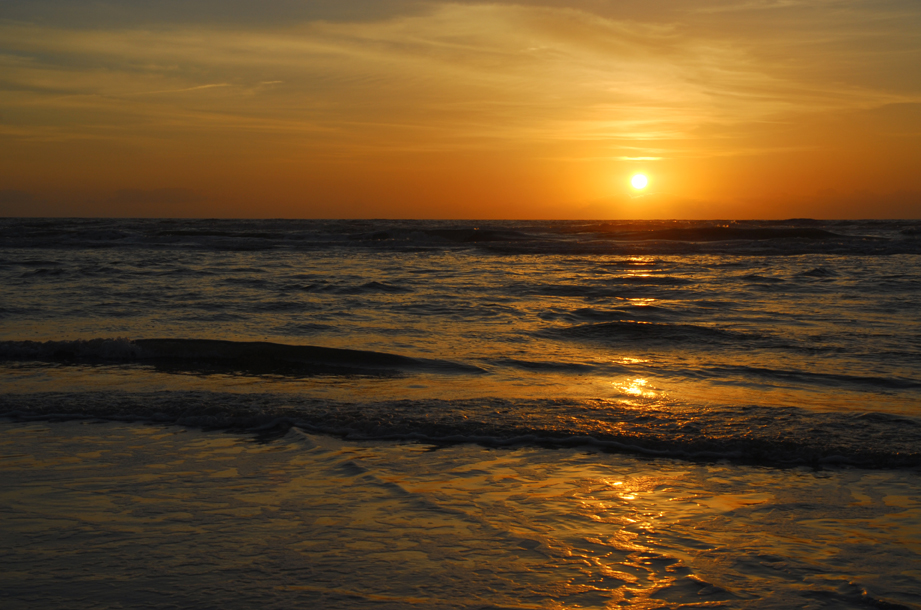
631 174 649 190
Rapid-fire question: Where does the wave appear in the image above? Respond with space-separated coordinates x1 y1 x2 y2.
5 219 921 256
485 357 611 373
538 305 673 324
547 320 751 346
798 266 837 278
0 338 484 376
350 227 532 243
2 391 919 469
155 229 284 240
698 365 921 390
608 227 843 242
741 273 785 283
292 281 413 295
520 283 683 299
18 268 67 278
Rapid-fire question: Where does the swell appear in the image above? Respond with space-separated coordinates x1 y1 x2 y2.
545 320 752 346
696 364 921 390
291 281 413 295
2 391 919 469
607 227 843 241
349 227 531 243
5 219 921 256
0 338 483 376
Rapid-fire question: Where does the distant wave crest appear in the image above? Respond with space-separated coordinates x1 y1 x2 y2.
3 219 920 255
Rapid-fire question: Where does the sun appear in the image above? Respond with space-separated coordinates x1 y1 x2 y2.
631 174 648 189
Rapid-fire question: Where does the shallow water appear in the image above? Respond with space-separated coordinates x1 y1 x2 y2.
1 420 919 609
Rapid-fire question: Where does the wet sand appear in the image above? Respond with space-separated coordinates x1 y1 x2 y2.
1 420 920 609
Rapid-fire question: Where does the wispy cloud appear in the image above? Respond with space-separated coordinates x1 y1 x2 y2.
1 2 916 154
135 83 231 96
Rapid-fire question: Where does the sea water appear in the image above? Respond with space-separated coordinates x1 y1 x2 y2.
1 218 920 608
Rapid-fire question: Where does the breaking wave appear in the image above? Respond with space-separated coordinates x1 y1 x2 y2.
0 338 484 376
2 391 919 469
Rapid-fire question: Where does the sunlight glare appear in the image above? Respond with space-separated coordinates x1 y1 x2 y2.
616 377 656 398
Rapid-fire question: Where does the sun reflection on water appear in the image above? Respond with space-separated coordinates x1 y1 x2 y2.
616 377 657 398
626 256 656 266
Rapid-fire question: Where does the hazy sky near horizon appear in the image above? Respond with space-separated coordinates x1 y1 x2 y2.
1 0 920 218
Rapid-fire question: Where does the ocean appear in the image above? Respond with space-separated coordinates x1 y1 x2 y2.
2 217 920 608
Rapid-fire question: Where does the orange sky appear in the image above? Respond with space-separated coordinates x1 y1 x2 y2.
1 0 920 218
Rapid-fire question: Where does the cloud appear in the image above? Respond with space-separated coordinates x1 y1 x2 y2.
136 83 231 96
0 0 425 28
2 1 915 159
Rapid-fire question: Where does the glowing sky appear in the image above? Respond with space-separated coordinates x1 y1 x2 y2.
1 0 920 218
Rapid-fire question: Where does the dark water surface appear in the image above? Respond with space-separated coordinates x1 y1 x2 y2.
1 218 920 608
2 218 920 467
